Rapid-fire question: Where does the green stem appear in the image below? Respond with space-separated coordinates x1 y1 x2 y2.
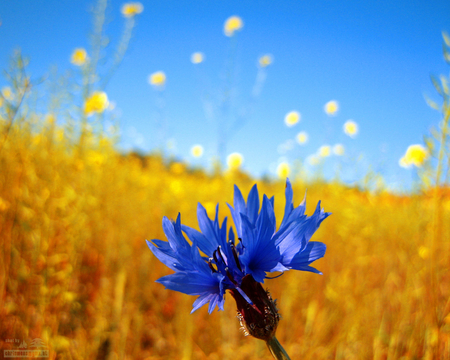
266 336 291 360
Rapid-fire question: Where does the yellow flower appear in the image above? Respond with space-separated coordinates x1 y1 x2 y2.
224 16 243 37
296 131 308 145
259 54 273 68
401 144 428 168
307 155 320 166
1 86 13 100
191 145 204 157
276 162 290 178
84 91 109 115
191 52 204 64
149 71 166 88
227 152 244 170
284 111 300 127
318 145 331 157
418 246 429 259
71 48 88 66
333 144 345 156
343 120 358 138
121 2 143 17
324 100 339 116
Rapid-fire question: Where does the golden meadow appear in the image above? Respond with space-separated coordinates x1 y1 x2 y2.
1 2 450 359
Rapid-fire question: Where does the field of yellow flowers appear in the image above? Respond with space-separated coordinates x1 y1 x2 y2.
0 114 449 359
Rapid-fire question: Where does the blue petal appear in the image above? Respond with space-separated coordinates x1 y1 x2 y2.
288 241 326 270
246 184 260 225
157 271 224 296
181 225 216 257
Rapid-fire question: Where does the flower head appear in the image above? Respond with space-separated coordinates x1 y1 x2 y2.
318 145 331 157
147 179 330 315
149 71 166 88
296 131 308 145
333 144 345 156
400 144 428 168
191 144 204 157
71 48 88 66
191 52 204 64
284 111 300 127
344 120 358 138
324 100 339 116
121 2 143 17
259 54 273 68
227 152 244 170
84 91 109 115
276 162 290 178
224 16 243 37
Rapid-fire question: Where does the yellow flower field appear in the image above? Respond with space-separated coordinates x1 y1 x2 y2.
0 117 449 359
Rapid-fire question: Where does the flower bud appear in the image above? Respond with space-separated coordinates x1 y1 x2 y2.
229 275 280 341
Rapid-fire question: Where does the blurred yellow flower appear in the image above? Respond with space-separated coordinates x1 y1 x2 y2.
400 144 428 168
71 48 88 66
344 120 358 138
191 52 204 64
276 162 290 178
333 144 345 156
149 71 166 88
318 145 331 157
324 100 339 116
121 2 143 17
307 155 320 166
418 246 429 259
296 131 308 145
259 54 273 68
191 144 204 157
227 152 244 170
224 16 243 37
2 86 12 100
284 111 300 127
84 91 109 116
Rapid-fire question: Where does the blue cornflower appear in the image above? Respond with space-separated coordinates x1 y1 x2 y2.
147 178 330 319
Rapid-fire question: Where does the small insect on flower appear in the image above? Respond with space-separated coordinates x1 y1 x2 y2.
149 71 166 88
284 111 300 127
71 48 88 66
324 100 339 116
84 91 109 116
224 15 244 37
121 2 143 17
146 178 330 354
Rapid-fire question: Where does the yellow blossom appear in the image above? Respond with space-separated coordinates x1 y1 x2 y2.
296 131 308 145
149 71 166 88
227 152 244 170
71 48 88 66
224 16 243 37
318 145 331 157
401 144 428 168
307 155 320 166
324 100 339 116
276 162 290 178
344 120 358 138
333 144 345 156
121 2 143 17
191 52 204 64
284 111 300 127
2 86 12 100
191 145 204 157
259 54 273 68
84 91 109 116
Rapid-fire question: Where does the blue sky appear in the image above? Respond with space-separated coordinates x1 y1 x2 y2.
1 0 449 189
